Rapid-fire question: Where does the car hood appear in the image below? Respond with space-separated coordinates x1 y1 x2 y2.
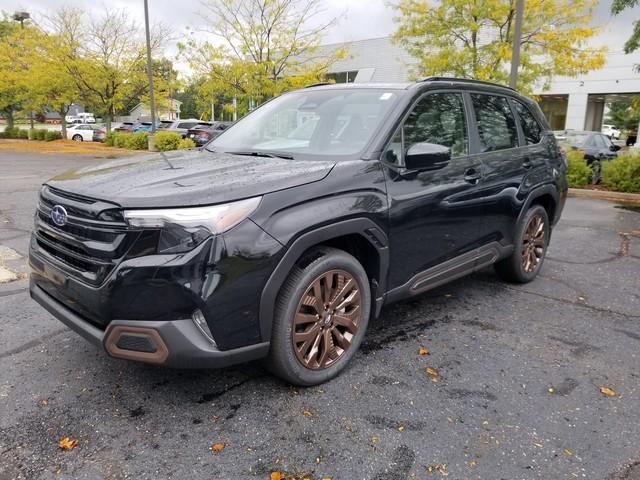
45 149 335 208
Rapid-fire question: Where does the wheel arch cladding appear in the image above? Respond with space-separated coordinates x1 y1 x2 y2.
518 185 559 226
258 218 389 343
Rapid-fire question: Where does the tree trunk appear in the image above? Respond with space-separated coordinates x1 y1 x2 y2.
105 113 112 133
59 105 69 140
5 110 15 129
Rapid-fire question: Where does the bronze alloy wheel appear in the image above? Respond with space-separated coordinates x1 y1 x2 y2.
522 213 546 273
292 269 362 370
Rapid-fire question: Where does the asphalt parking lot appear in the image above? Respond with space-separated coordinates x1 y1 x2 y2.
1 152 639 480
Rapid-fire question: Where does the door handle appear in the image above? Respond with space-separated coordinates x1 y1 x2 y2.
522 158 533 169
464 168 481 184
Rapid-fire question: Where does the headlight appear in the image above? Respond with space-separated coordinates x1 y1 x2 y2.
123 197 261 253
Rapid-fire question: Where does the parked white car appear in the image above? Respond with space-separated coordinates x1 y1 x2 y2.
602 124 621 139
65 113 96 124
67 124 102 142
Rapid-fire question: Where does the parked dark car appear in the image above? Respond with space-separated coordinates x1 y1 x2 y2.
559 130 620 182
114 122 135 133
92 126 107 142
29 78 567 385
559 130 620 164
186 122 233 146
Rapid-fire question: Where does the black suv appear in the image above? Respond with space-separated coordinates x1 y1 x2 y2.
29 78 567 385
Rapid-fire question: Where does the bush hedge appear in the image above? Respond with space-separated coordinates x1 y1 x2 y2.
111 131 149 150
601 153 640 193
177 138 195 150
153 131 182 151
565 150 592 188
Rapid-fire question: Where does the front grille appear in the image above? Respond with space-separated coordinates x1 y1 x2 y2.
34 186 138 285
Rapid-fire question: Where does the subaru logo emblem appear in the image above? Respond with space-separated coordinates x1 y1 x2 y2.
51 205 68 227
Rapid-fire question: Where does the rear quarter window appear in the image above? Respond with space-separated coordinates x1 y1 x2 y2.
471 94 519 152
513 100 542 145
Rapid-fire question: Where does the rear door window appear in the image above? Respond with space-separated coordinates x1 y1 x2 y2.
471 94 519 151
513 100 542 144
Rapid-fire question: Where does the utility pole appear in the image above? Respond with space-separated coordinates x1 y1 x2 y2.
143 0 157 133
509 0 525 89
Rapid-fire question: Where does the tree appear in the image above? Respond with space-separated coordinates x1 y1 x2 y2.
605 99 640 130
612 0 640 54
47 7 170 131
391 0 606 93
181 0 345 116
0 19 32 128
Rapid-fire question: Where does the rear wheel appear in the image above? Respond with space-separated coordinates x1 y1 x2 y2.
72 134 83 142
268 247 371 386
495 205 550 283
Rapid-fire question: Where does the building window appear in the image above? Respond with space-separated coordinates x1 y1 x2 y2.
326 70 359 84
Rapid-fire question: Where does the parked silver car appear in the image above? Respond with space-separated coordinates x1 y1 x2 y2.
158 119 212 138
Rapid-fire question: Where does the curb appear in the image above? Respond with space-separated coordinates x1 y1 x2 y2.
568 188 640 205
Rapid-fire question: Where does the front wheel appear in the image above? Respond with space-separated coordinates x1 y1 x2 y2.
268 247 371 386
495 205 550 283
72 134 83 142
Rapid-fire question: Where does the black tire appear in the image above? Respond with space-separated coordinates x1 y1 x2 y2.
72 134 83 142
267 247 371 386
494 205 550 283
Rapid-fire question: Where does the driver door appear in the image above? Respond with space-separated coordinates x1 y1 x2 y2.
382 91 487 292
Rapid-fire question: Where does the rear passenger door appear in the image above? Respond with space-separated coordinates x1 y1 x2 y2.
468 93 528 246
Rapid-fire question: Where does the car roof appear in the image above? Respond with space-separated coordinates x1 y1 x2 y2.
301 77 516 94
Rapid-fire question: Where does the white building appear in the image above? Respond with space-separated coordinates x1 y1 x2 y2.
118 98 182 123
317 37 640 132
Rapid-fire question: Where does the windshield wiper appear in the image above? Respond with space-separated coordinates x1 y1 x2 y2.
227 150 294 160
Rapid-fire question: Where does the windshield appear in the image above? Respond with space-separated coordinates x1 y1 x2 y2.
208 89 401 157
564 133 589 146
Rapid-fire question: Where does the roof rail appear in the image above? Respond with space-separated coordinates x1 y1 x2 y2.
420 77 515 91
304 82 333 88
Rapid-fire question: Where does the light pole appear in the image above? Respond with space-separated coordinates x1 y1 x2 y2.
12 11 30 29
509 0 525 89
143 0 157 133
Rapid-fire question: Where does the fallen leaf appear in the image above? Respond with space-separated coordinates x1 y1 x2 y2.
370 435 379 444
39 399 49 406
270 472 282 480
210 442 225 453
425 367 439 379
426 464 449 476
302 409 313 417
599 386 616 397
418 346 430 356
563 448 573 456
398 425 405 432
547 387 555 394
320 477 332 480
468 460 476 467
212 415 220 422
447 416 454 423
58 437 78 451
533 442 544 448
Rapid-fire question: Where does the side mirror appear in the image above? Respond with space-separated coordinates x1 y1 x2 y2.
405 142 451 171
611 144 621 151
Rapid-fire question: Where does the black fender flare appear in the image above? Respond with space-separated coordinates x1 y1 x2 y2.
258 218 389 342
517 184 560 226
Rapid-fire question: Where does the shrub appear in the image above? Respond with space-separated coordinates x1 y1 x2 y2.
565 150 592 188
16 128 29 139
601 152 640 193
45 130 61 141
178 138 196 150
110 131 148 150
2 126 16 138
104 131 116 146
31 129 48 141
126 131 149 150
153 131 182 151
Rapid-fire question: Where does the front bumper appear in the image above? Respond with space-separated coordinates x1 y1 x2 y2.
30 280 270 368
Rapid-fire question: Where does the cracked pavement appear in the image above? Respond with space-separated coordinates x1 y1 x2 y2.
1 152 639 479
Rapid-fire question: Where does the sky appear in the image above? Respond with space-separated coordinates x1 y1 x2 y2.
3 0 640 75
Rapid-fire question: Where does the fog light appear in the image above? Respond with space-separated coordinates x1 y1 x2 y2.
192 309 216 346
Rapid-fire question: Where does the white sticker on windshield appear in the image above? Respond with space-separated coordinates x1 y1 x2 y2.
380 93 393 100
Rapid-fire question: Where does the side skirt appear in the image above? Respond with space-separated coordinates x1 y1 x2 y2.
385 241 513 304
